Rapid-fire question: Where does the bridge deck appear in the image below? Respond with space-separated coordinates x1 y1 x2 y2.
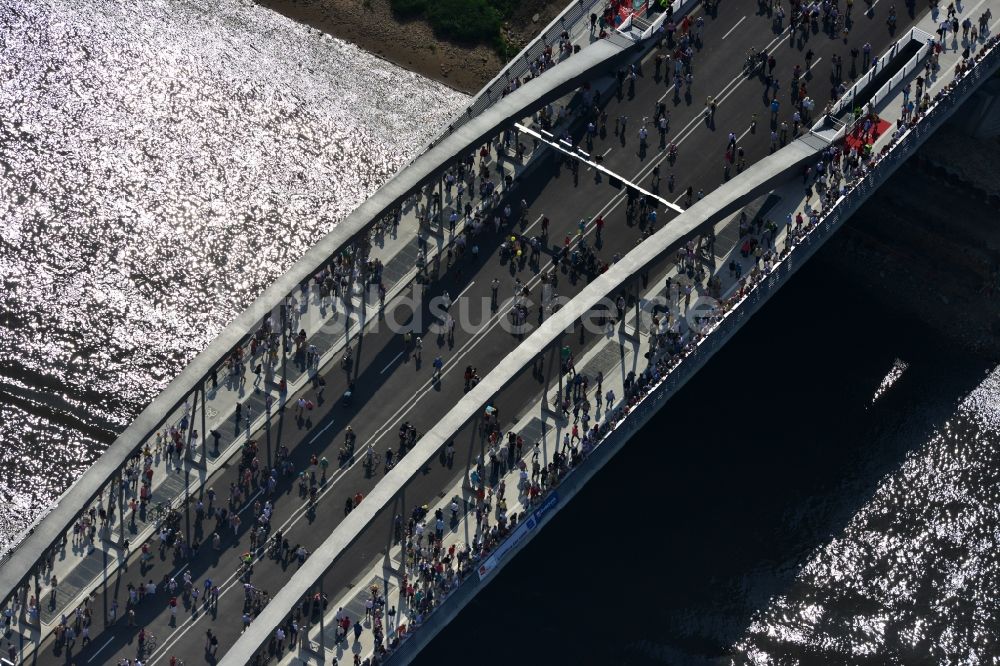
10 0 999 664
290 15 1000 662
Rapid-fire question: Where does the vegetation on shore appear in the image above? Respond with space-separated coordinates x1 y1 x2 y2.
390 0 518 54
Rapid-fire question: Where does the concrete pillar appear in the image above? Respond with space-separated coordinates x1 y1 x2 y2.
188 388 198 465
102 472 115 528
317 575 326 659
200 382 207 463
117 469 126 547
281 302 289 392
541 340 559 418
438 177 444 225
634 278 641 333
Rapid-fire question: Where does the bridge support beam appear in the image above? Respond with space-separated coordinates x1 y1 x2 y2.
187 388 199 467
200 382 207 466
540 336 563 419
317 574 327 659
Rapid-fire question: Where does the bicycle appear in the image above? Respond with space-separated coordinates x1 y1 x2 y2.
152 502 169 525
139 632 157 658
364 451 382 474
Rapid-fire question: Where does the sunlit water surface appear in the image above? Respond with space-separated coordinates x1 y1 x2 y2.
5 2 1000 663
0 0 465 548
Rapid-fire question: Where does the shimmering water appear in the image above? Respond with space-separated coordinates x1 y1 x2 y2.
419 239 1000 665
5 1 1000 662
0 0 465 549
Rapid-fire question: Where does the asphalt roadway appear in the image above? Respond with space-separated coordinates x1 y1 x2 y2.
38 3 929 664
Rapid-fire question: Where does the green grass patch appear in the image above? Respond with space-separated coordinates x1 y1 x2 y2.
390 0 428 17
391 0 510 50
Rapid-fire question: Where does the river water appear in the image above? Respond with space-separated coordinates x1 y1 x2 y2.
419 236 1000 665
4 1 1000 663
0 0 465 548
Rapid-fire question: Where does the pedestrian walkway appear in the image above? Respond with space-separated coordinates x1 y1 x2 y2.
0 2 767 653
281 301 651 666
268 21 1000 664
0 14 644 658
13 2 999 663
277 169 803 666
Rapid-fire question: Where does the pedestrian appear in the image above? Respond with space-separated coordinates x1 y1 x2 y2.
275 626 286 652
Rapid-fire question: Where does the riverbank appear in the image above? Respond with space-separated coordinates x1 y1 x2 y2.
258 0 564 94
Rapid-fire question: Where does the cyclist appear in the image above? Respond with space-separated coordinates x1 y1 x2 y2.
432 355 444 381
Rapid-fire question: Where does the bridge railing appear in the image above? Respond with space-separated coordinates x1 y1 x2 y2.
872 39 933 109
220 122 828 666
436 0 696 145
330 33 1000 666
0 10 654 639
429 0 607 146
840 34 934 141
828 26 936 118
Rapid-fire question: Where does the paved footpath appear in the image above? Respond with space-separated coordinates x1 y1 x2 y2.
6 0 951 663
285 8 1000 662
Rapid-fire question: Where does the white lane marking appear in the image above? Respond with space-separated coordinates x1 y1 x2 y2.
236 491 262 516
455 280 476 300
88 637 114 663
360 23 800 409
722 15 746 40
380 352 404 375
308 418 336 443
186 119 722 663
149 15 862 663
151 438 376 663
586 147 613 171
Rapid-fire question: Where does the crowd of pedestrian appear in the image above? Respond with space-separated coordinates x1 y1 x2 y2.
296 19 1000 666
8 2 997 664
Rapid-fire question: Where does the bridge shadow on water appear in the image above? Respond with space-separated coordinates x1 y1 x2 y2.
414 237 996 666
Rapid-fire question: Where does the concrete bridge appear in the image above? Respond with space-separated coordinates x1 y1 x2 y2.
3 0 1000 664
224 33 1000 665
